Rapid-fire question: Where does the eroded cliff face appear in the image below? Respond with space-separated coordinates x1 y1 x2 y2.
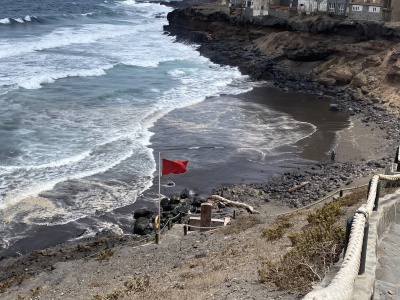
164 5 400 109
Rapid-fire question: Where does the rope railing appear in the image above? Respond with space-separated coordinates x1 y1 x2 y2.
72 212 185 262
304 172 400 300
278 183 369 217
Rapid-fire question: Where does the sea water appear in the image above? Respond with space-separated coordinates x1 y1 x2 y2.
0 0 339 254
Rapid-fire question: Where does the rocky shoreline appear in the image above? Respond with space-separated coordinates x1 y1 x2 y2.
1 2 400 297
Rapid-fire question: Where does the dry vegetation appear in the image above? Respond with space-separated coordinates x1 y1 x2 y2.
2 185 397 300
258 186 397 293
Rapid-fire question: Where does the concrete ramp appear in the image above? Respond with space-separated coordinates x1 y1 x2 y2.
374 222 400 299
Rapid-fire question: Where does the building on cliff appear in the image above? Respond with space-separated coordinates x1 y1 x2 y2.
347 0 389 21
231 0 400 21
267 0 299 18
246 0 270 16
325 0 347 16
297 0 328 14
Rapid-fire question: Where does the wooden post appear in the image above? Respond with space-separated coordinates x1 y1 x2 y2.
200 203 212 232
233 210 236 219
155 233 160 244
183 225 188 236
339 190 343 197
168 219 172 230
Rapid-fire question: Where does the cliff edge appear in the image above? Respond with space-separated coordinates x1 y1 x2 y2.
164 5 400 110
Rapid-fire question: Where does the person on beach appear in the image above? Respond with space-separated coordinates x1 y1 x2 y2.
330 150 336 163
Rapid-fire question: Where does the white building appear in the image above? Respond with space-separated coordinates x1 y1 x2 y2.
251 0 270 15
297 0 328 13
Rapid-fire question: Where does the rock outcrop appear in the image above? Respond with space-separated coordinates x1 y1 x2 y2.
164 5 400 109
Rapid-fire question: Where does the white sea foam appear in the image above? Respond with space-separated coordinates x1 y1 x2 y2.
0 18 11 24
0 1 268 231
17 66 111 89
24 15 32 21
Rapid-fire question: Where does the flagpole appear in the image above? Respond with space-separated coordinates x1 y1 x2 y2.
158 151 161 242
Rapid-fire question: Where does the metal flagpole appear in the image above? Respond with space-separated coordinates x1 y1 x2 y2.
157 151 161 243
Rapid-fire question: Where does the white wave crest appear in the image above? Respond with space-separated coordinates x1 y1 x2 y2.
18 66 112 89
0 18 11 24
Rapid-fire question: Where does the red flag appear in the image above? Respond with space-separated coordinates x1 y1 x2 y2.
162 158 189 176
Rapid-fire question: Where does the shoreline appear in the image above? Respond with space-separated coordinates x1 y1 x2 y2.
1 3 400 298
0 81 393 281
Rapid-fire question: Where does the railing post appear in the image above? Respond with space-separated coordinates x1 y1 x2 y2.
373 181 381 211
343 216 353 258
155 233 160 244
233 210 236 219
200 203 212 232
339 190 343 197
359 220 369 275
183 225 188 236
168 219 172 230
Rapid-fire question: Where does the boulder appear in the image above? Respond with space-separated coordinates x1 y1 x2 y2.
192 196 207 207
160 197 172 211
180 188 195 199
352 73 368 87
330 104 340 111
133 217 152 235
316 77 336 86
326 66 353 84
170 194 181 204
134 207 155 219
387 59 400 83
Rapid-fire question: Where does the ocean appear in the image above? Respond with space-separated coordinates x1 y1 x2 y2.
0 0 350 256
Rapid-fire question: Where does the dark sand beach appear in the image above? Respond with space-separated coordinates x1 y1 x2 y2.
1 84 352 258
0 82 393 290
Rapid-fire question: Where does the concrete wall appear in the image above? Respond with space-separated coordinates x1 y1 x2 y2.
298 0 328 13
351 190 400 299
269 7 297 17
348 3 382 21
391 0 400 21
326 0 347 15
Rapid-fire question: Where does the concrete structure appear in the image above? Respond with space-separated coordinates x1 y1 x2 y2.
390 0 400 21
298 0 328 14
352 189 400 299
268 6 298 17
252 0 270 16
238 0 270 16
347 0 387 21
325 0 347 15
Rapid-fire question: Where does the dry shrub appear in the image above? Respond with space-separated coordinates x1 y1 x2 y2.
0 278 14 293
30 286 41 297
259 200 346 292
16 273 31 285
222 215 262 235
261 215 293 241
339 187 367 207
97 248 116 261
93 276 151 300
